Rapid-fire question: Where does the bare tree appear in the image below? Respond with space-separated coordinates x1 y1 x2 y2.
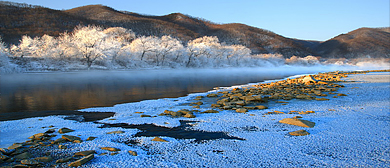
72 25 107 68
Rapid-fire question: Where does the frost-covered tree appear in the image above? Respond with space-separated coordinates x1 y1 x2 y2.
37 34 58 58
286 55 320 66
72 25 109 68
0 36 6 53
186 36 221 67
1 36 22 73
10 35 35 57
129 36 156 61
154 36 183 66
249 54 285 66
2 24 333 71
103 27 135 64
53 32 77 60
103 27 136 44
218 44 251 66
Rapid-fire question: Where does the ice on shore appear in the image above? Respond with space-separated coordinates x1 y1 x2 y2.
1 72 389 167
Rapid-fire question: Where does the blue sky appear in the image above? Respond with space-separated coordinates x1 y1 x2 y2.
10 0 390 41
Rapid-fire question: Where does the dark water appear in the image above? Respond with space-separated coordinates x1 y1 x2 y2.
0 68 321 119
99 120 245 143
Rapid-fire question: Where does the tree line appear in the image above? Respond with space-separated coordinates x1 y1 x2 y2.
0 25 320 72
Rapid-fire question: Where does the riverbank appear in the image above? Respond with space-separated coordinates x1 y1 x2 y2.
1 70 389 167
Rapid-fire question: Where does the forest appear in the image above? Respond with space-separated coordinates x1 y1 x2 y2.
0 25 322 73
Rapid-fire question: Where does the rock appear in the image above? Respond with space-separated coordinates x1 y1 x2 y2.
55 157 73 163
192 102 203 105
171 111 184 117
52 138 67 144
45 129 56 134
0 148 15 155
68 154 94 167
253 95 263 101
140 114 151 117
296 94 312 99
21 159 39 165
59 145 67 149
163 110 174 114
58 127 74 134
28 133 47 140
236 108 248 113
8 143 23 150
242 96 256 102
207 93 218 97
151 137 168 142
183 113 196 118
298 111 309 115
86 137 97 141
106 131 125 134
223 106 233 110
162 110 185 117
177 109 191 114
274 111 285 114
14 152 32 160
279 118 315 128
62 135 81 142
302 75 318 83
288 130 310 136
293 116 303 119
256 105 268 110
0 152 9 161
128 150 137 156
233 101 246 106
243 106 256 110
195 96 204 100
337 93 347 96
74 150 96 157
74 140 83 143
34 156 53 162
202 110 219 113
100 147 121 152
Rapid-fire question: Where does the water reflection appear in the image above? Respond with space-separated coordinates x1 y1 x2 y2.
1 68 321 114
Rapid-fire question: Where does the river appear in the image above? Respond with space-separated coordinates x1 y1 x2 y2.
0 67 337 120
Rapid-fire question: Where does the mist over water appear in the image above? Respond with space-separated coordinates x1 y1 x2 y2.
0 64 387 115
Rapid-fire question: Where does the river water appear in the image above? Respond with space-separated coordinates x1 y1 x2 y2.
0 67 334 120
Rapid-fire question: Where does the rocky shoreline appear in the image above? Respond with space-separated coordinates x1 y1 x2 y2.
1 69 389 167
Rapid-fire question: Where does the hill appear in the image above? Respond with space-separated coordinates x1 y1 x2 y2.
64 5 313 57
314 27 390 58
0 1 389 58
0 1 97 44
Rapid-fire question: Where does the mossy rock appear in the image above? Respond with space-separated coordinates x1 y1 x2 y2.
151 137 168 142
279 118 315 128
288 130 310 136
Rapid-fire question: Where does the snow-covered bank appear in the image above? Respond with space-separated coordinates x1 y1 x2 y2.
1 72 389 167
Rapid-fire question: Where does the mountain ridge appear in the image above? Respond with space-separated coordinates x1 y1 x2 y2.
0 1 388 58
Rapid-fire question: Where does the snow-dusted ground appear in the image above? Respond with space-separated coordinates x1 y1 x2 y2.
1 72 389 167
